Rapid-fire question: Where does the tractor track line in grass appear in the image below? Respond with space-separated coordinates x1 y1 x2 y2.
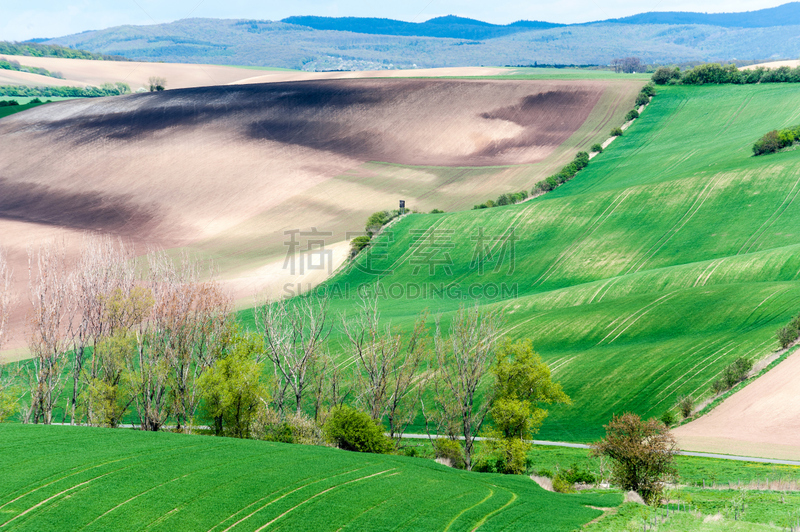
722 93 754 133
94 450 272 532
627 174 723 274
443 488 495 532
471 491 519 532
0 470 118 528
0 439 215 511
689 338 774 399
535 190 632 286
596 292 676 346
741 287 789 328
605 292 678 345
739 169 800 255
0 456 134 511
652 339 724 404
251 469 396 532
81 474 187 529
215 466 368 532
651 338 735 407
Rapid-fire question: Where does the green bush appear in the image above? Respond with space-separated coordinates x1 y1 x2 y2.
651 66 680 85
635 93 650 106
349 235 371 258
0 99 19 107
625 109 640 121
552 473 575 493
323 405 392 454
678 395 694 419
432 438 466 469
640 83 656 97
430 208 444 214
753 126 799 156
659 410 676 427
722 357 752 388
561 462 596 484
590 143 603 153
777 314 800 348
610 127 623 137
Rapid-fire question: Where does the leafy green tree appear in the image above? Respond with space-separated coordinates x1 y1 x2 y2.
483 339 570 474
591 412 677 505
590 143 603 153
84 331 137 427
323 405 392 453
651 66 680 85
625 109 640 121
610 127 624 137
199 331 268 438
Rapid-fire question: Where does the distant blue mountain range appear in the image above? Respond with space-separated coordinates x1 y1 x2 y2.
283 3 800 40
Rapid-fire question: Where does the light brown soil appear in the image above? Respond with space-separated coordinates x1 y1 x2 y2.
0 55 508 91
0 77 640 356
673 349 800 461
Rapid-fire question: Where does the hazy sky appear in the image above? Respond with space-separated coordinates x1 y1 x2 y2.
0 0 789 42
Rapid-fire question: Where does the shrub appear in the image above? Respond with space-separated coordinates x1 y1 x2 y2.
430 208 444 214
323 405 392 454
610 127 623 137
777 314 800 348
625 109 640 121
651 66 680 85
552 473 575 493
640 83 656 97
590 143 604 153
659 410 676 427
722 357 752 388
365 210 392 236
711 378 726 395
635 92 650 106
432 438 466 469
591 413 677 505
678 395 694 419
561 462 596 484
536 468 554 478
349 235 371 258
0 100 19 107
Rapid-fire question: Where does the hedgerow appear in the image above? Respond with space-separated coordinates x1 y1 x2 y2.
653 62 800 86
532 152 590 194
0 83 131 98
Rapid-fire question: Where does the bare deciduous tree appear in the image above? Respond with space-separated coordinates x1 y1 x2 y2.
70 235 136 424
24 242 73 424
342 295 430 442
428 304 503 470
0 247 11 349
256 296 331 416
136 252 233 432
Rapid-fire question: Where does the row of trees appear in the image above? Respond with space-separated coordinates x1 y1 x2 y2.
0 41 130 61
0 238 573 474
753 125 800 156
653 63 800 86
0 83 131 98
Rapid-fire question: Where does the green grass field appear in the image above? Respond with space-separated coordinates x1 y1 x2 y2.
299 83 800 441
0 424 621 531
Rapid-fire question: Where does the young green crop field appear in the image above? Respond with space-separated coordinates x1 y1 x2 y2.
300 83 800 442
0 424 621 531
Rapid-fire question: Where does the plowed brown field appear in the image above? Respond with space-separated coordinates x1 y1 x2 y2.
0 77 641 355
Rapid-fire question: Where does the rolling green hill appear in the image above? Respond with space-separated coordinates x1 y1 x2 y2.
313 83 800 441
0 424 620 531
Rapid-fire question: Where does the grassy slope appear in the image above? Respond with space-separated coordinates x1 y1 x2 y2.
310 83 800 442
0 102 46 119
0 424 621 531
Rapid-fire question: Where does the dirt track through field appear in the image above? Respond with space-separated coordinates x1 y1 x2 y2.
674 348 800 461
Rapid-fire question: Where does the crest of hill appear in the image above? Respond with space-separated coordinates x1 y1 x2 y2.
280 15 563 40
605 2 800 27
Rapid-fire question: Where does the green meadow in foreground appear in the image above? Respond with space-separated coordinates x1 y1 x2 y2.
301 83 800 441
0 424 620 531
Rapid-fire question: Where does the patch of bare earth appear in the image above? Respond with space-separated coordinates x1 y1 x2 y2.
0 78 638 356
674 349 800 461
